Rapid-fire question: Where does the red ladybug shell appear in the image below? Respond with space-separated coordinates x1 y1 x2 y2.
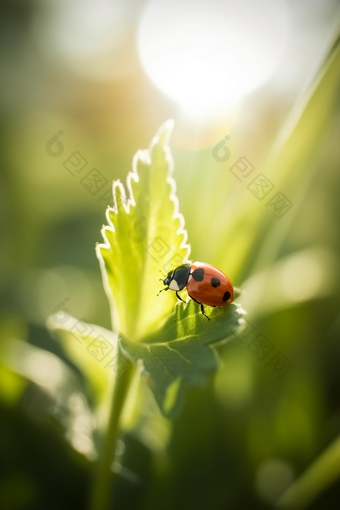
186 262 234 307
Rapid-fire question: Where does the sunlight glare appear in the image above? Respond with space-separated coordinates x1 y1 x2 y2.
138 0 290 116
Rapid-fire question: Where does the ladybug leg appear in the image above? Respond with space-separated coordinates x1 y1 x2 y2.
190 297 210 320
199 303 210 320
176 291 185 303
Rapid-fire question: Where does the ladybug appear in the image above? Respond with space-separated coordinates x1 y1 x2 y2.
158 262 234 320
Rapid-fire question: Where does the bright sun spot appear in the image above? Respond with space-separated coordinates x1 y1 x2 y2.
138 0 290 116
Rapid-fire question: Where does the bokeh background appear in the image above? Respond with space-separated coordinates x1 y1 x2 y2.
1 0 340 509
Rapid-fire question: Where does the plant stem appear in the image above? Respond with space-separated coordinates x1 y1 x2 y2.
89 346 133 510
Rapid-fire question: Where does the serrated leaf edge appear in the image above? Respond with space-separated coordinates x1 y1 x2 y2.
95 119 191 333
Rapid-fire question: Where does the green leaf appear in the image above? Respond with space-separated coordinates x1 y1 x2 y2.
97 120 190 342
119 299 245 416
2 338 97 460
47 315 118 404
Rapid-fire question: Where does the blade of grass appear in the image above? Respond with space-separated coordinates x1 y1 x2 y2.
245 28 340 279
205 24 340 282
276 434 340 509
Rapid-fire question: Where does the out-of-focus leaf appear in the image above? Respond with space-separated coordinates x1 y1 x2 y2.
0 361 26 405
120 362 172 452
246 30 340 277
241 246 339 318
0 315 27 404
47 315 117 405
120 299 245 416
97 120 190 342
277 434 340 509
1 338 96 460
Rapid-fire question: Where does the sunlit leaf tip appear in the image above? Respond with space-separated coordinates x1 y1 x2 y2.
95 120 191 341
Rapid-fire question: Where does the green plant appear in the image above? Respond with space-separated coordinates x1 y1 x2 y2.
49 121 245 510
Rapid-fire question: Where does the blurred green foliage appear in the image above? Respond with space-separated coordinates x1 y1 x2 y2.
1 1 340 510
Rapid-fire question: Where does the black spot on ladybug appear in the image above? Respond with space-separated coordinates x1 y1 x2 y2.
211 278 220 287
223 291 231 302
192 268 204 281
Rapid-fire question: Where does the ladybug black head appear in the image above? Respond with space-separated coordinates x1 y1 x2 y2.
163 263 191 292
164 272 173 287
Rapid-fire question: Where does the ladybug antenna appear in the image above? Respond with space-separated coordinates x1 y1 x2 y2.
159 269 166 277
157 287 169 297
